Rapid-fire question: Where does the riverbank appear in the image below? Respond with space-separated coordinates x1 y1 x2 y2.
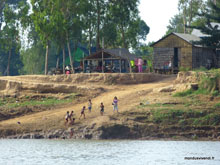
0 72 220 140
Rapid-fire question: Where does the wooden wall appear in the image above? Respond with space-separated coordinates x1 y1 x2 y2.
192 47 215 69
153 48 173 69
153 34 193 70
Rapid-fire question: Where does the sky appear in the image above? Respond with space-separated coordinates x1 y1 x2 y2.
139 0 179 43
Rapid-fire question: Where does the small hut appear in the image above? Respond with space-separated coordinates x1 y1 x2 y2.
83 48 135 73
151 32 217 73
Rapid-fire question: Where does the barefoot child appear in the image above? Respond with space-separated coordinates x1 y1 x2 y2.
79 106 86 119
100 102 104 116
65 111 70 125
112 96 119 113
69 111 75 124
88 99 92 113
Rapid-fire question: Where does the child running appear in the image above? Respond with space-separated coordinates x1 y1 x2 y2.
112 96 119 113
79 106 86 119
100 102 104 116
65 111 70 125
88 99 92 113
69 110 75 125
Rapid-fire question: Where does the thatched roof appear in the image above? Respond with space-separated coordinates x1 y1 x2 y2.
85 48 136 61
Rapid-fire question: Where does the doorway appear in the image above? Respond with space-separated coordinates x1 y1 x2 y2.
173 48 179 68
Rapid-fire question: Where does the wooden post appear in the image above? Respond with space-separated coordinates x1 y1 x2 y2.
119 59 122 73
83 59 85 73
102 50 104 73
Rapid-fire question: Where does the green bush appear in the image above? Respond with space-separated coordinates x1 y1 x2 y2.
214 102 220 109
192 113 220 126
199 71 220 93
193 67 208 72
179 67 191 72
212 90 220 97
151 109 185 124
173 89 193 97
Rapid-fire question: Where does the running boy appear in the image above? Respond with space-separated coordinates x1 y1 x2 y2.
79 106 86 119
65 111 70 124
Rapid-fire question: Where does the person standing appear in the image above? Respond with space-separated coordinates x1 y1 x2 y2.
112 96 119 113
137 58 143 73
88 99 92 113
100 103 104 116
79 106 86 119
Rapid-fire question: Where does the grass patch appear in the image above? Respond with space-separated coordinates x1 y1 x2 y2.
150 109 185 124
214 102 220 109
0 93 78 109
173 89 210 98
5 98 73 108
193 113 220 126
150 108 209 125
173 89 194 97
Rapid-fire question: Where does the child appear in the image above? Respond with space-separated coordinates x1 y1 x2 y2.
65 111 70 125
88 99 92 113
79 106 86 119
100 102 104 116
69 111 75 125
112 96 119 113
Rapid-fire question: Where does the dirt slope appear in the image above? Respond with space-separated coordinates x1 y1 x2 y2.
0 74 176 136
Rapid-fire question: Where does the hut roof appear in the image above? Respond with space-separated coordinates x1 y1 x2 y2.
173 33 201 44
85 48 136 60
151 32 202 47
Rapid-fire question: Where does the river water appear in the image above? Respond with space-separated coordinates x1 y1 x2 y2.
0 140 219 165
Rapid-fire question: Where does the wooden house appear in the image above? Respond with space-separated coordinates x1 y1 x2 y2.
83 48 135 73
151 32 217 73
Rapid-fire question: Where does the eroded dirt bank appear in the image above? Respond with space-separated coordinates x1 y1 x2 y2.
0 73 219 140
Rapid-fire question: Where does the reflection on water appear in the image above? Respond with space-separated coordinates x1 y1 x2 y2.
0 140 220 165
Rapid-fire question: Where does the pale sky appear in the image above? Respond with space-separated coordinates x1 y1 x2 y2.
139 0 179 43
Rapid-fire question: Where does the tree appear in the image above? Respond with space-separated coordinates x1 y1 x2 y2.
0 4 20 76
188 0 220 67
31 0 56 75
108 0 140 48
178 0 205 33
190 1 220 49
167 14 185 34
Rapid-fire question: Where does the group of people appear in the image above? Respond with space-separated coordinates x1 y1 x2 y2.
131 58 148 73
65 97 119 124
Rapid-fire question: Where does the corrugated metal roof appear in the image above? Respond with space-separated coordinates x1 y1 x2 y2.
151 32 203 47
173 33 201 44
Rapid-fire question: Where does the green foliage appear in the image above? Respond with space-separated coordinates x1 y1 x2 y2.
199 72 220 93
192 113 220 126
179 67 191 72
173 89 194 97
214 102 220 109
166 0 205 34
0 95 77 109
189 1 220 49
20 41 45 74
151 109 185 124
193 67 208 72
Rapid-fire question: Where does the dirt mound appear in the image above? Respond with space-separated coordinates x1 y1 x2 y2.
0 73 171 84
0 73 172 96
175 71 208 84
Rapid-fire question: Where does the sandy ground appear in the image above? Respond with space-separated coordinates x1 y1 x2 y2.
0 75 176 132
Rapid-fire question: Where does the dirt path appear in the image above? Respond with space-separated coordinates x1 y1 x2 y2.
0 76 176 132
